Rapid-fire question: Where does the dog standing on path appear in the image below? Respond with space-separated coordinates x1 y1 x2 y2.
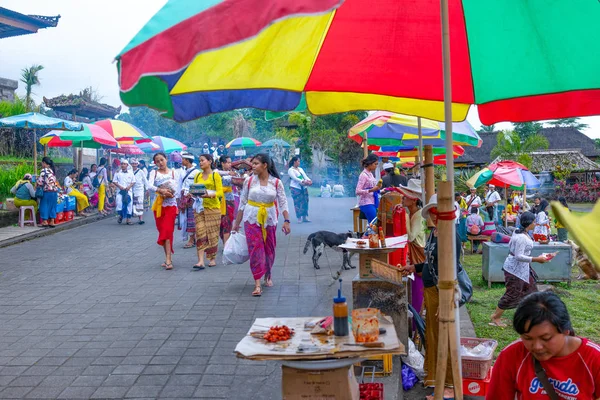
303 231 356 270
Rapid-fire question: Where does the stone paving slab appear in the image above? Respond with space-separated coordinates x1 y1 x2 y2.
0 196 476 399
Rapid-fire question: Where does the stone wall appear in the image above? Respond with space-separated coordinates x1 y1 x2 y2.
0 77 18 103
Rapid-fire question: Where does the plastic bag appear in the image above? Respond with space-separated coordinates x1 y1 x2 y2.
223 232 249 265
401 363 419 391
401 338 424 379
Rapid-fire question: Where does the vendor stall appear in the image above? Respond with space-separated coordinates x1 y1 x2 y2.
482 241 572 287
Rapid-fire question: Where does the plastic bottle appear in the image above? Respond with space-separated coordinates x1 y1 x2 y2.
378 226 386 248
333 279 349 336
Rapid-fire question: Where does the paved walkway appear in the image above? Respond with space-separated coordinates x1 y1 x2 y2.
0 196 473 399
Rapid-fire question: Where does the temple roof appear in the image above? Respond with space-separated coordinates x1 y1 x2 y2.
0 7 60 39
43 93 121 119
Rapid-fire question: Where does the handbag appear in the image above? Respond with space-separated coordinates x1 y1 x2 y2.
457 266 473 307
534 358 560 400
408 241 426 265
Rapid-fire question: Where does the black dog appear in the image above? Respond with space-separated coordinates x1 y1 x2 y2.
303 231 356 270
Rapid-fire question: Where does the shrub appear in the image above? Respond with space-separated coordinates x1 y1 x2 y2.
0 163 33 201
555 179 600 203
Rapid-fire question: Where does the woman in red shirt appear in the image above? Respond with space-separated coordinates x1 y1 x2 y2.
487 292 600 399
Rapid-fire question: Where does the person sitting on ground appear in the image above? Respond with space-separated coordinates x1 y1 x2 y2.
466 207 485 252
381 162 408 188
10 173 37 214
332 183 345 197
487 291 600 399
64 168 90 216
320 179 332 198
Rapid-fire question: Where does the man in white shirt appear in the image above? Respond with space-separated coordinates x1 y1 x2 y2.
465 187 482 213
112 159 136 225
130 158 148 225
179 152 200 248
484 184 501 223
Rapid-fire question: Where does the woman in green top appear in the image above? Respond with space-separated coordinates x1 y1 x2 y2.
193 154 224 269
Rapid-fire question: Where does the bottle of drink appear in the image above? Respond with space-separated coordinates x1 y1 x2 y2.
379 226 386 248
333 279 349 336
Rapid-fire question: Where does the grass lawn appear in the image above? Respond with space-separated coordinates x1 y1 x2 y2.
463 244 600 355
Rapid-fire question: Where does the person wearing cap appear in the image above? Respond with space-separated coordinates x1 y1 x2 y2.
216 144 227 157
179 151 200 247
201 143 211 155
112 159 136 225
420 194 467 398
464 187 482 214
64 168 90 216
130 158 148 225
381 162 408 189
484 184 501 222
397 179 426 321
11 173 37 214
355 154 380 223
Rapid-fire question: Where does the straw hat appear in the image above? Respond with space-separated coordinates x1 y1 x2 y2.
398 179 422 199
421 194 438 220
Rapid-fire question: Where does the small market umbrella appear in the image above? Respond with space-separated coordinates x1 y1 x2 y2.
136 141 162 153
0 112 83 174
39 124 118 149
151 135 187 153
226 137 261 148
111 144 145 155
466 160 540 189
261 138 291 148
94 119 151 144
348 112 440 148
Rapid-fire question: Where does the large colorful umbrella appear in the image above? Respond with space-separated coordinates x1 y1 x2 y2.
136 141 162 153
95 120 151 144
151 136 187 153
261 138 291 148
466 161 540 189
112 144 145 155
117 1 600 125
39 124 118 149
226 137 261 149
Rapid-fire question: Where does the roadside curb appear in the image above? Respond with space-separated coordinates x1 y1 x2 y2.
0 213 112 249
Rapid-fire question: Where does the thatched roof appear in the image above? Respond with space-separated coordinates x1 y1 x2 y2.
493 150 600 172
457 127 600 166
43 94 121 119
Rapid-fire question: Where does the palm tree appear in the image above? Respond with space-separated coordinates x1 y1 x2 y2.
490 130 549 169
20 65 44 112
478 124 495 133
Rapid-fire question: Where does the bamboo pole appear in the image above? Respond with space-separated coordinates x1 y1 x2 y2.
363 131 369 159
434 0 462 398
424 145 434 202
33 128 38 176
43 144 47 157
418 118 426 204
505 184 509 228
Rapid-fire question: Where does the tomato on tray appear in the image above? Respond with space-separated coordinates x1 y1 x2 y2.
263 325 294 343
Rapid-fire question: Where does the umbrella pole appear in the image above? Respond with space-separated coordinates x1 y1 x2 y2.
33 128 38 176
363 131 368 159
435 0 462 398
505 184 509 228
418 118 425 204
43 144 47 157
424 145 435 225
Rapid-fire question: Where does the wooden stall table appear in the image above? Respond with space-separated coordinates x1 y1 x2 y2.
467 234 490 254
351 206 368 234
235 317 405 400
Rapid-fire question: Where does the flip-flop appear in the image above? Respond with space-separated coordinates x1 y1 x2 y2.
193 264 205 270
183 243 195 249
138 221 145 225
252 287 262 297
264 279 273 287
488 321 508 328
208 263 217 267
165 263 173 270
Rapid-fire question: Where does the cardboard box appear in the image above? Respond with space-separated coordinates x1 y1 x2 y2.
462 367 492 397
282 365 359 400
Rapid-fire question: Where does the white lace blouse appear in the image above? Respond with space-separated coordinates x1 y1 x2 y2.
148 169 178 207
502 232 534 283
239 175 289 226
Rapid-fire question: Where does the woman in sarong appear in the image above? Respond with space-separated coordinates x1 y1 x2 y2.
287 156 312 223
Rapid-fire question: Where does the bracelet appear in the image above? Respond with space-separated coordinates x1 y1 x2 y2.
284 219 290 223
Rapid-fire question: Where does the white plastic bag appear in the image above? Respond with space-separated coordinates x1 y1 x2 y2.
223 232 249 265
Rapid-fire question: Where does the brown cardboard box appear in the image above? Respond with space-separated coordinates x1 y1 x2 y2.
282 365 359 400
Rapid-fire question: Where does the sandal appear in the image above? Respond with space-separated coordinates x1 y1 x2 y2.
264 278 273 287
208 262 217 267
183 243 195 249
161 261 167 268
252 286 262 297
489 319 508 328
165 263 173 270
193 264 205 270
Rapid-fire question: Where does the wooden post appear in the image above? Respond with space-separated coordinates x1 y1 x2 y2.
33 128 38 175
43 144 47 157
363 131 369 159
435 0 462 398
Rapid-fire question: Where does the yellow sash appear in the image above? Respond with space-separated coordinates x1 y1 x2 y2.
248 200 274 242
152 195 164 217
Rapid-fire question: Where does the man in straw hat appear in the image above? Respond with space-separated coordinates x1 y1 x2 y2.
112 158 136 225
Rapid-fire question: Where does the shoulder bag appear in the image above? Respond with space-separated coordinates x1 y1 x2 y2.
533 358 559 400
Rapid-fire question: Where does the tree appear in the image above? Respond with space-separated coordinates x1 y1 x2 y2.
595 138 600 149
226 111 254 138
478 124 495 133
547 117 589 130
490 130 549 169
20 65 44 112
512 121 543 140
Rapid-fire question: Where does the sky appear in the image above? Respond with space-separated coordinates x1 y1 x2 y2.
1 0 599 139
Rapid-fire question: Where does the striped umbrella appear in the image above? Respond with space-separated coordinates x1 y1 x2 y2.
95 120 151 143
39 124 118 149
466 161 540 189
151 136 187 153
226 137 261 148
112 144 145 155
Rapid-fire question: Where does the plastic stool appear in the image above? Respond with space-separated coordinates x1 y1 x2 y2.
19 206 37 228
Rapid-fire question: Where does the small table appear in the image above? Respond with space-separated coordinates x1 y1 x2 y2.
467 234 490 254
352 206 368 234
482 241 572 288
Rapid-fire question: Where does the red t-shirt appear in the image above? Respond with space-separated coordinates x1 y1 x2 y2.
486 338 600 400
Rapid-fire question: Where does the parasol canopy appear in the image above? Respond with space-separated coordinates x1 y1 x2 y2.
261 138 291 148
0 112 83 130
226 137 261 148
150 135 187 153
39 124 118 149
95 119 152 143
466 160 540 189
136 141 162 153
112 144 145 155
117 1 600 124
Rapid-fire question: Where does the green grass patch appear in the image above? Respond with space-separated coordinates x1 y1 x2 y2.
0 163 33 202
463 245 600 355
